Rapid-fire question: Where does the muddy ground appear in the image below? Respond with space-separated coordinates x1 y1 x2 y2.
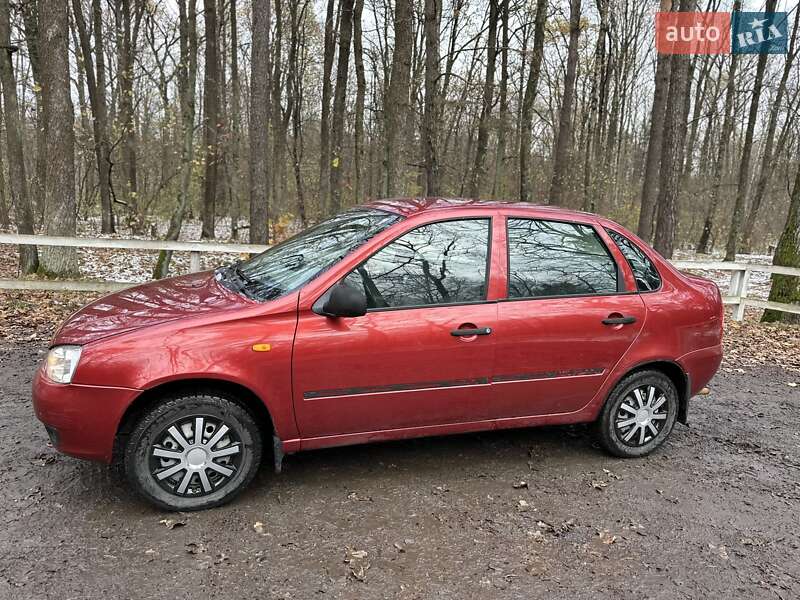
1 341 799 600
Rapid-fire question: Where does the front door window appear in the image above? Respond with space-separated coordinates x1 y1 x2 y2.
342 219 490 309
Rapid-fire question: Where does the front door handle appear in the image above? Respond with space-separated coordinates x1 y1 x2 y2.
451 327 492 337
602 316 636 325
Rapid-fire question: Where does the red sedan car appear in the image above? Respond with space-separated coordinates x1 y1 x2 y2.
33 199 723 511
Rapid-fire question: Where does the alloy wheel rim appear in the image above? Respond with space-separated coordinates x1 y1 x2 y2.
614 384 669 447
149 415 242 497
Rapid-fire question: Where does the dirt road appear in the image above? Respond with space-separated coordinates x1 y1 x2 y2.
1 341 799 600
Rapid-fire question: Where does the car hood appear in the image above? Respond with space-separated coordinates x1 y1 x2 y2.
53 271 251 346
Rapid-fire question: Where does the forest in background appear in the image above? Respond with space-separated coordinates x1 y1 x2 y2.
0 0 799 317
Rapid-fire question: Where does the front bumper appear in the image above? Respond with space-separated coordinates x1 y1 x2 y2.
32 369 141 463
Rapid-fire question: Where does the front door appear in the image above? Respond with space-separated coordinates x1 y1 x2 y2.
292 218 497 439
491 217 646 419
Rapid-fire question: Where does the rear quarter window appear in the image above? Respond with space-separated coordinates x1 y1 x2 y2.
605 229 662 292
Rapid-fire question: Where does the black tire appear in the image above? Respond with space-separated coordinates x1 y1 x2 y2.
124 393 262 511
596 370 678 458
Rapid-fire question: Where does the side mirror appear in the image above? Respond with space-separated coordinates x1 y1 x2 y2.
315 282 367 318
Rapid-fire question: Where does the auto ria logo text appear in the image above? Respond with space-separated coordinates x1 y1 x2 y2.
656 11 788 54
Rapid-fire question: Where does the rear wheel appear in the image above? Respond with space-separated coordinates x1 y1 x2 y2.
596 370 678 458
124 393 262 511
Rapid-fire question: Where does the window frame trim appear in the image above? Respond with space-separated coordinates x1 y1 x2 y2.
504 216 627 302
335 215 495 313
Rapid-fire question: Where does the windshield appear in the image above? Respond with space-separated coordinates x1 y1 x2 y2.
217 208 401 301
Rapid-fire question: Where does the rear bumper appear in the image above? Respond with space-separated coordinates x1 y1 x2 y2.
678 344 723 398
32 369 140 463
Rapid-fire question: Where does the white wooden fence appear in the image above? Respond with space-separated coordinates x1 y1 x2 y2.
1 233 799 321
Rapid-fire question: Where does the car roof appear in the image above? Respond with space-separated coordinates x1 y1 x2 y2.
363 197 598 220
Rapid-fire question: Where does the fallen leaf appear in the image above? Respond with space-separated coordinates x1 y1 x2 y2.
597 530 618 545
159 518 186 530
344 547 368 562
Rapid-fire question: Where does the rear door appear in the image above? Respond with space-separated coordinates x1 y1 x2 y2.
490 217 646 419
292 217 498 439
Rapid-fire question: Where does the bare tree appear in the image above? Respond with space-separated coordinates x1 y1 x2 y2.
200 0 220 238
637 0 673 241
39 0 77 275
288 0 308 225
229 0 243 239
329 0 355 212
697 5 740 254
117 0 144 230
0 0 38 272
384 0 413 197
466 0 499 199
72 0 115 233
154 0 198 278
724 0 777 261
519 0 546 202
318 0 336 210
740 7 800 253
353 0 366 202
653 0 692 259
422 0 441 196
249 0 271 243
548 0 582 205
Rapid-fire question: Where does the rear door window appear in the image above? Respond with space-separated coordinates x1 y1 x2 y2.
507 219 618 298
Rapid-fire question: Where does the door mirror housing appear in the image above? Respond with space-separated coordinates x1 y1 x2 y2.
314 282 367 318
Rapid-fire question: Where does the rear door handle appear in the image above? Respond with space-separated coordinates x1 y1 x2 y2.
602 316 636 325
451 327 492 336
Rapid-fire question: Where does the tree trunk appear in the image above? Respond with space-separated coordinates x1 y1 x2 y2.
229 0 242 239
421 0 441 197
287 0 308 226
0 0 38 273
762 162 800 323
518 0 546 202
547 0 581 206
491 0 509 198
39 0 77 276
580 0 609 213
154 0 197 278
249 0 271 243
384 0 413 197
270 0 288 216
329 0 354 213
318 0 336 211
201 0 220 239
353 0 366 202
637 0 673 241
740 7 800 253
653 0 692 259
0 112 9 227
465 0 499 199
20 1 46 226
725 0 776 261
117 0 142 231
72 0 115 234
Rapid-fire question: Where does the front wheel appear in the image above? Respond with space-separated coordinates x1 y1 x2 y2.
124 393 262 511
596 370 678 458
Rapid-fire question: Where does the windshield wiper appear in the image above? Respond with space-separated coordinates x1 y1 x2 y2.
227 261 284 301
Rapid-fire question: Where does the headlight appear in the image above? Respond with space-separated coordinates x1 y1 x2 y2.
44 346 82 384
